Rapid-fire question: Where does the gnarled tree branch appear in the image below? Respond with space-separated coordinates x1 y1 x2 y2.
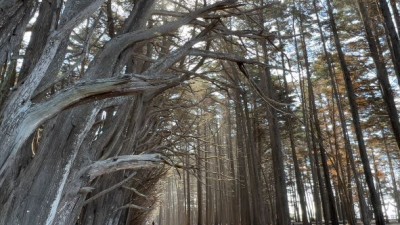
84 154 164 181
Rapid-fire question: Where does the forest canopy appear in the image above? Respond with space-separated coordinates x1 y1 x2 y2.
0 0 400 225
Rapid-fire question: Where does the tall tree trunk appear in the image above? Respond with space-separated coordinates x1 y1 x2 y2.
233 88 251 225
241 89 266 225
376 0 400 85
277 18 309 225
225 99 239 225
258 43 290 225
298 10 339 225
196 121 203 225
356 0 400 156
382 128 400 222
204 124 212 225
389 0 400 35
186 153 191 225
292 7 323 223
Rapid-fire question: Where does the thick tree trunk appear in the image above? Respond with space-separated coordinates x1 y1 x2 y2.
389 0 400 35
0 0 36 108
19 0 62 81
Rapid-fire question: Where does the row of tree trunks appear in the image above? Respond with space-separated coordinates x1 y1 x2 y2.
326 0 385 224
316 0 370 224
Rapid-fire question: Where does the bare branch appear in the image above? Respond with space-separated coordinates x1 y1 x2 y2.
83 172 137 205
144 20 219 75
116 204 151 211
85 154 164 181
86 0 238 77
56 0 105 37
122 186 149 198
15 76 163 137
189 49 265 65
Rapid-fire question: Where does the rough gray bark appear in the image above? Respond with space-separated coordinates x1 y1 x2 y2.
0 0 108 190
19 0 62 81
0 0 36 107
0 0 36 68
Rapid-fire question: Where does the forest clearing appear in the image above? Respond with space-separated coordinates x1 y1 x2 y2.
0 0 400 224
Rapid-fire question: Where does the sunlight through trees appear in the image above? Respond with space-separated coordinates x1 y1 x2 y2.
0 0 399 224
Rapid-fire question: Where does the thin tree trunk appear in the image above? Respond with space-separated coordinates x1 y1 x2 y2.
196 121 203 225
382 128 400 222
298 11 339 225
370 149 389 222
186 153 191 225
292 7 323 223
234 89 251 225
225 99 238 225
